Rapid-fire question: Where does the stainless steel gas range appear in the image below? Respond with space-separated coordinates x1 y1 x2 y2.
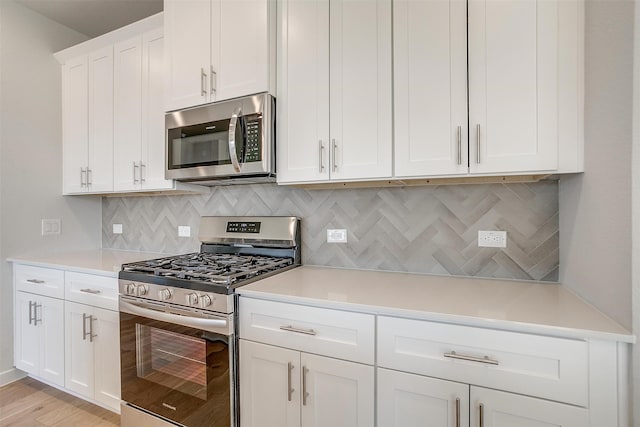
118 216 301 427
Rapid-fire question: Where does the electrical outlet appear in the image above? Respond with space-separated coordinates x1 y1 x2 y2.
178 226 191 237
327 229 347 243
41 219 61 236
478 230 507 248
113 224 123 234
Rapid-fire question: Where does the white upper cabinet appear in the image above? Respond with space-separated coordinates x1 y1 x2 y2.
277 0 392 184
467 0 570 174
393 0 468 177
62 56 89 194
164 0 275 112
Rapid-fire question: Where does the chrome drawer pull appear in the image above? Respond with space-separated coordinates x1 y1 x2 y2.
444 351 499 366
279 325 317 336
26 279 45 284
80 288 101 294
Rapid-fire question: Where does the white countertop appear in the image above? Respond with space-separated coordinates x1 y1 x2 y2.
8 249 168 277
237 266 634 343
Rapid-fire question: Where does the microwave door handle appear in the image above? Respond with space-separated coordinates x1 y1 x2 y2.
228 106 243 173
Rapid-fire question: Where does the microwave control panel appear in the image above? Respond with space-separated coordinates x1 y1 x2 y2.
245 119 262 162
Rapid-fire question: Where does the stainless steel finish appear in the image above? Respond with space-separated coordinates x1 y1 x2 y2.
82 313 89 340
89 315 96 342
198 216 300 248
120 280 234 314
186 292 198 306
26 279 45 284
120 403 178 427
199 294 212 308
444 351 499 366
476 124 481 164
28 301 34 325
119 297 233 335
165 93 275 183
210 66 216 95
479 403 484 427
200 68 207 96
302 366 309 406
279 325 317 336
228 106 242 173
319 140 325 172
287 362 294 402
87 168 92 186
457 126 462 165
80 288 101 294
140 162 146 183
133 161 139 183
158 288 173 301
332 139 338 172
34 303 41 325
455 398 460 427
80 167 87 187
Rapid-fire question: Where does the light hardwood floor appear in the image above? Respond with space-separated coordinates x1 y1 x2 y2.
0 377 120 426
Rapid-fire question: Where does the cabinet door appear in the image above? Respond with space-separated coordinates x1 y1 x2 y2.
14 291 40 375
114 37 143 192
38 296 65 387
65 301 94 399
87 46 114 193
377 368 469 427
468 0 559 174
329 0 392 180
239 340 300 427
93 307 121 411
301 353 374 427
276 0 330 183
164 0 211 111
470 387 588 427
214 0 272 102
62 55 89 194
393 0 468 177
141 29 173 190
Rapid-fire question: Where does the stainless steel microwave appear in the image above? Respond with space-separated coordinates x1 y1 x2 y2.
165 93 275 184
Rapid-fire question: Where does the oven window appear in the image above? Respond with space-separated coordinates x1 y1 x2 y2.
136 325 209 400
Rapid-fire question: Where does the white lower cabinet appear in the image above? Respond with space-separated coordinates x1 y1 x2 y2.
65 301 121 411
14 291 64 387
239 340 374 427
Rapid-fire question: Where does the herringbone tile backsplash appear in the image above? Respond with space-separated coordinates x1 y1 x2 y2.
102 181 559 281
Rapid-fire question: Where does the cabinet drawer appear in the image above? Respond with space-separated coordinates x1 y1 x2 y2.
239 297 375 364
14 264 65 298
65 272 118 311
378 316 588 407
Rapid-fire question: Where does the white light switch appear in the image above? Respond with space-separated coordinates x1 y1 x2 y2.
113 224 123 234
327 229 347 243
178 226 191 237
41 219 61 236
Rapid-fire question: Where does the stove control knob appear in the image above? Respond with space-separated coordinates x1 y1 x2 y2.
158 288 173 301
135 284 148 297
125 283 137 296
186 293 199 306
199 294 213 308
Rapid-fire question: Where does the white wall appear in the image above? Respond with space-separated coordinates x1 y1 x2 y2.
559 0 634 330
0 1 102 385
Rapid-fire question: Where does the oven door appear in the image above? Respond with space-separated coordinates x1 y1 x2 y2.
119 297 235 427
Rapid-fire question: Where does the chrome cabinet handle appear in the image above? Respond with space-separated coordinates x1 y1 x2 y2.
133 161 139 183
80 167 87 187
444 351 499 365
28 301 34 325
287 362 294 402
457 126 462 165
210 66 217 96
82 313 88 340
279 325 317 336
26 279 45 284
89 315 96 342
319 140 325 172
476 124 481 164
332 139 338 172
455 398 461 427
80 288 101 294
228 106 243 173
201 68 207 96
33 303 42 325
87 168 92 186
302 366 309 406
140 162 146 183
479 403 484 427
82 314 97 342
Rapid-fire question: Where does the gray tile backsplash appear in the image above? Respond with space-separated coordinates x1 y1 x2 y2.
102 181 559 281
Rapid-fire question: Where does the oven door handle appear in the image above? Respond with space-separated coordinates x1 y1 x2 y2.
228 106 244 173
119 299 230 332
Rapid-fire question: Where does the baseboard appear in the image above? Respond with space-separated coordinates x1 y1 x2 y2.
0 367 26 387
